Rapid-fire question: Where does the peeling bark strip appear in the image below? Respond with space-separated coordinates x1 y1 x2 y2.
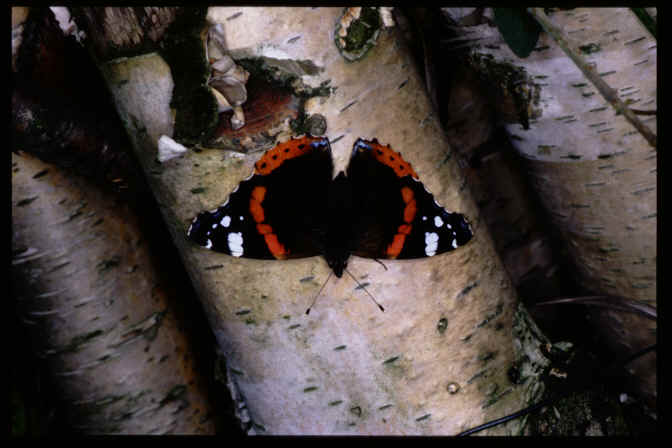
12 154 217 434
94 7 544 435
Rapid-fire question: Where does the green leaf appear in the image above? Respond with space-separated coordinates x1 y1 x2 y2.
493 8 542 58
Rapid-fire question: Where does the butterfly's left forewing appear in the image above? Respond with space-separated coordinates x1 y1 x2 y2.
187 136 334 260
347 138 473 260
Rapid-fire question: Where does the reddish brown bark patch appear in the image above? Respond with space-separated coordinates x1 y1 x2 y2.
211 76 300 151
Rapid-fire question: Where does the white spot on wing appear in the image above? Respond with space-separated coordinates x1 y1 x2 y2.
446 223 452 229
228 232 244 257
211 223 217 229
239 216 244 221
221 215 231 227
422 216 427 221
434 216 444 227
425 232 439 256
205 239 213 249
452 238 458 249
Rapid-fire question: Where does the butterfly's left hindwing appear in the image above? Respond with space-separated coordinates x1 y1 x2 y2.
347 138 473 260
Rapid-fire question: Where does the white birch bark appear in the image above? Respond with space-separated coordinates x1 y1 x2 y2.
11 7 219 434
12 154 217 434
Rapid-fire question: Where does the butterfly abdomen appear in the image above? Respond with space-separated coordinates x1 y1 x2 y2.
324 172 355 277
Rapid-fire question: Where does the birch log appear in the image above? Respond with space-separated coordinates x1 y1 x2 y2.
83 7 550 434
12 153 218 434
11 7 221 434
450 8 656 407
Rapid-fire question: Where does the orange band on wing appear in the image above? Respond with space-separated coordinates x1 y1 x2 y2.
254 136 329 176
250 198 265 223
252 185 266 202
401 186 417 223
385 187 417 258
401 186 414 203
264 233 288 259
365 141 419 179
386 234 407 258
404 199 417 223
256 223 273 234
398 224 412 235
249 186 289 258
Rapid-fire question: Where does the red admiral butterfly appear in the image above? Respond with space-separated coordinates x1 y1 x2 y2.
187 136 473 278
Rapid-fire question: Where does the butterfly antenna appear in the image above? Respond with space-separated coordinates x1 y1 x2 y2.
345 269 385 312
373 258 388 271
306 272 333 315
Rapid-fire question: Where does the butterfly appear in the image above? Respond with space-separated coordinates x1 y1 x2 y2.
187 136 473 279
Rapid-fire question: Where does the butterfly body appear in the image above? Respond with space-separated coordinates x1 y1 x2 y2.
187 136 473 277
323 171 355 277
